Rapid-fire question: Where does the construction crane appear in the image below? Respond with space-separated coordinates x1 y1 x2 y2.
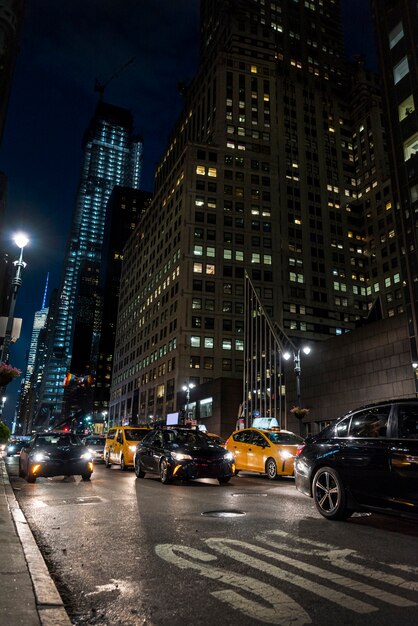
94 56 136 99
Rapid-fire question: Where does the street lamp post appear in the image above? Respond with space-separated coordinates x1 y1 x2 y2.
283 345 311 435
182 383 195 421
1 233 29 364
102 410 109 432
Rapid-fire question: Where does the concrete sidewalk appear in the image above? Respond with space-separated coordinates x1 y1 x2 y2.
0 455 72 626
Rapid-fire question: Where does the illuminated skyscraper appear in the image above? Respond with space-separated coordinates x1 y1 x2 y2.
109 0 402 431
37 101 142 426
371 0 418 387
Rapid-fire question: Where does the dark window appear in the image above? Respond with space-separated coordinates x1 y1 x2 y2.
233 430 252 443
348 406 390 438
251 432 268 446
397 403 418 439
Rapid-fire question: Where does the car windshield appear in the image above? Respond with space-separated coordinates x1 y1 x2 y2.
34 434 82 447
84 437 105 446
266 431 303 445
170 430 209 446
124 429 148 441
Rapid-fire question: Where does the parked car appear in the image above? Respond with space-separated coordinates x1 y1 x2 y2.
19 432 94 483
104 426 151 470
294 398 418 521
225 427 303 479
83 435 106 463
6 437 31 456
134 427 235 484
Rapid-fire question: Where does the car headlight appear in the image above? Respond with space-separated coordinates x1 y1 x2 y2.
129 445 137 452
171 452 192 461
33 452 46 462
223 451 234 462
80 452 93 460
280 450 293 461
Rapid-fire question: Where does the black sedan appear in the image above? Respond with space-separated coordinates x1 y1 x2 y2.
294 398 418 521
134 427 235 484
6 437 31 456
19 432 94 483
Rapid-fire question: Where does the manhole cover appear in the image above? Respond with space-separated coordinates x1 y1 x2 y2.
201 510 246 518
46 496 103 506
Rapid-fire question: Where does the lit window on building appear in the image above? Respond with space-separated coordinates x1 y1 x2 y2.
389 22 404 49
193 262 203 273
393 56 409 84
403 133 418 161
196 165 206 175
191 336 201 348
398 95 415 121
204 337 214 349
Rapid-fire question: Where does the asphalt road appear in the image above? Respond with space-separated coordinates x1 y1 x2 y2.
6 457 418 626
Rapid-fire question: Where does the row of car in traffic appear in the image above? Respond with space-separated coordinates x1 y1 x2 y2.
6 397 418 523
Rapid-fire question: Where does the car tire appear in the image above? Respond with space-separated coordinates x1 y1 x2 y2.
81 472 92 481
312 466 352 521
18 462 25 478
120 455 126 471
159 458 172 484
218 476 231 484
134 457 145 478
266 457 278 480
105 454 111 468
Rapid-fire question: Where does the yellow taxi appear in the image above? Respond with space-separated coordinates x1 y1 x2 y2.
225 427 303 479
104 426 151 470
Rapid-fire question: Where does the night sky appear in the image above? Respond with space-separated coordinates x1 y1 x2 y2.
0 0 377 425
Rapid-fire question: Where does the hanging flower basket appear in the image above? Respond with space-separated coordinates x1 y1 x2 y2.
290 406 310 420
0 362 21 387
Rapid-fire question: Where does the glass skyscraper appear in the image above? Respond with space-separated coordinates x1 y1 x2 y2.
36 101 142 426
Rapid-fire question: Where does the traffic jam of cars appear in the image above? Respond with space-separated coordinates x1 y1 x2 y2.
5 397 418 522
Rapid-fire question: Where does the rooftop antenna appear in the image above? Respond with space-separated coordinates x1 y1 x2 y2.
94 57 136 99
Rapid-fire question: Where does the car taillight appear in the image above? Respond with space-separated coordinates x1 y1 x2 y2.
295 443 306 456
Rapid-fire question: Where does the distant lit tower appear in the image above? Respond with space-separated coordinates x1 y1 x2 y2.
0 0 25 145
17 275 49 433
23 274 49 393
37 102 143 426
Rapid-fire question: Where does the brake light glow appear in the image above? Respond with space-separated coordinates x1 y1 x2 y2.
295 444 306 456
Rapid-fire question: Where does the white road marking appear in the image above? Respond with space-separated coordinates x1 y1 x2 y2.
206 538 376 614
155 544 311 625
261 530 418 594
155 533 418 624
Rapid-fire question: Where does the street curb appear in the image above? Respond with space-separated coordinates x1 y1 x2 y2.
2 460 72 626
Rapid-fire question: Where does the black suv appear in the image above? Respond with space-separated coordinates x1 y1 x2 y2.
295 399 418 520
134 427 235 484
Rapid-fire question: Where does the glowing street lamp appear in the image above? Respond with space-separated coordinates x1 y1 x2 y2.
182 383 195 420
1 233 29 363
102 410 109 431
283 345 311 410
